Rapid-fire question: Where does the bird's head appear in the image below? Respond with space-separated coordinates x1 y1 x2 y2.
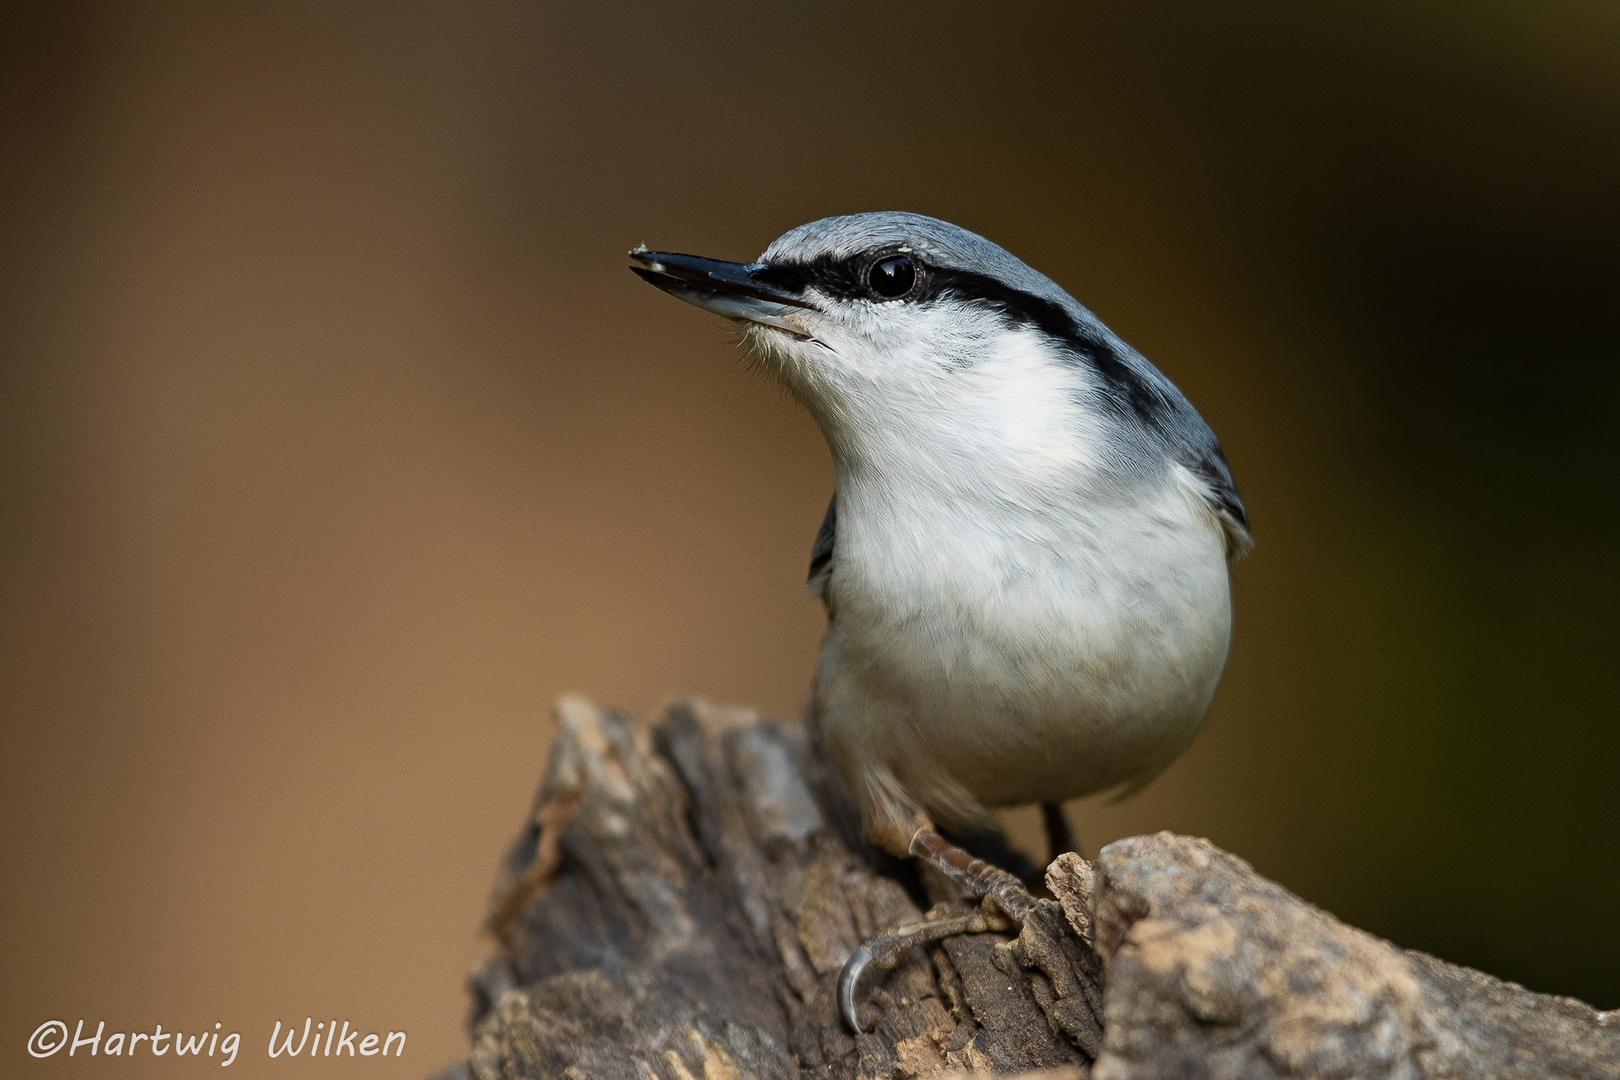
634 213 1119 438
629 210 1232 515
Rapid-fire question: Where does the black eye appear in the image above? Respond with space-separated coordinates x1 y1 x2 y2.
865 254 916 299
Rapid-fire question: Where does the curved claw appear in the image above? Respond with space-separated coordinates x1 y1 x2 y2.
837 905 1016 1032
838 943 876 1032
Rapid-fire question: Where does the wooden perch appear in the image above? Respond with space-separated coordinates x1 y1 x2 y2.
441 698 1618 1080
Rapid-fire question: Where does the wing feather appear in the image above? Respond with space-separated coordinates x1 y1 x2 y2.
807 493 836 603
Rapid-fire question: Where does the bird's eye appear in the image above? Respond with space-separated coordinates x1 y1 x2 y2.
865 255 916 300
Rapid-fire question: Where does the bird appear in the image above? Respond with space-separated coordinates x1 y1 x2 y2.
629 212 1250 1030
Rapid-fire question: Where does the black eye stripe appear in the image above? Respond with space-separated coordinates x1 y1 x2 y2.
752 255 873 301
756 253 1077 329
755 253 1179 437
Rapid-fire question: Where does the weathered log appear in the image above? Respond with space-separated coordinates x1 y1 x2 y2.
440 698 1618 1080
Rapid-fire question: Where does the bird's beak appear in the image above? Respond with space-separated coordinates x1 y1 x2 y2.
629 248 814 332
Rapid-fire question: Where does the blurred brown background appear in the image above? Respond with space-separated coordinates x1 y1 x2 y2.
3 2 1617 1076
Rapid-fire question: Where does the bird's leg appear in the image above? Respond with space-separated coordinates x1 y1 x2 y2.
1041 800 1081 861
839 826 1037 1030
908 826 1038 921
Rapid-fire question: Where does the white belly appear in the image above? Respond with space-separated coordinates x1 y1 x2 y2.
816 472 1233 827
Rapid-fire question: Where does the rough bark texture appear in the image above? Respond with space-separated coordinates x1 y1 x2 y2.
441 698 1618 1080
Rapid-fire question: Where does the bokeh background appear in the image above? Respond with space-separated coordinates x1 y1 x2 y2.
4 2 1618 1076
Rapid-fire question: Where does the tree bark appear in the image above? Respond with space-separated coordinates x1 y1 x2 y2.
439 697 1618 1080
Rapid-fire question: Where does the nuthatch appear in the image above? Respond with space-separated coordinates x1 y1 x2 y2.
631 212 1250 1030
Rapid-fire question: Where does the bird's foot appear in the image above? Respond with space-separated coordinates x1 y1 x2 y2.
838 899 1014 1031
838 826 1037 1031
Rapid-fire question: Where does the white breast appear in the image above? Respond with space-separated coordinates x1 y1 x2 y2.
811 332 1234 823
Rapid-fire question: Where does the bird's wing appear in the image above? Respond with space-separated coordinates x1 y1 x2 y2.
807 493 836 604
1060 322 1252 561
1174 442 1254 561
